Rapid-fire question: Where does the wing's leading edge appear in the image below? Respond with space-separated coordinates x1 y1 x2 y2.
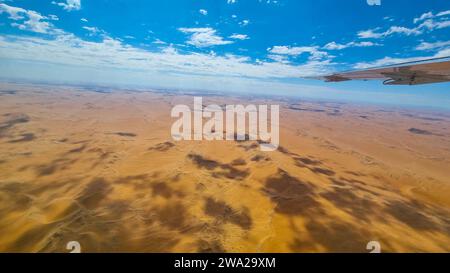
318 56 450 85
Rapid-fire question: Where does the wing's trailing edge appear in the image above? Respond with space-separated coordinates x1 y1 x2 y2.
317 56 450 85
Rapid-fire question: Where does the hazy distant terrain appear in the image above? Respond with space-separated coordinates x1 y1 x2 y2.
0 82 449 252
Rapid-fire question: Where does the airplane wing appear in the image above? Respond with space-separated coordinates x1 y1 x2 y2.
318 56 450 85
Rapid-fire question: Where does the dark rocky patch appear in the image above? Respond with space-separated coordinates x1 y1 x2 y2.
294 156 321 166
345 171 365 177
320 186 375 221
0 113 30 136
311 167 335 176
403 113 445 122
157 202 187 229
115 174 149 184
305 220 370 252
262 169 318 215
408 128 432 135
230 158 246 166
0 90 17 95
237 142 259 151
35 158 77 176
77 178 112 209
188 153 220 170
188 153 249 180
250 154 270 162
204 198 252 230
67 144 87 153
384 200 440 231
114 132 137 137
327 110 342 116
340 177 367 186
277 146 290 154
151 182 174 199
289 105 325 112
26 178 80 196
83 87 112 94
197 239 226 253
8 133 35 143
212 164 250 180
149 141 175 152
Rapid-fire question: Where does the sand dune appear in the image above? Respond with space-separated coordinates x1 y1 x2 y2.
0 82 449 252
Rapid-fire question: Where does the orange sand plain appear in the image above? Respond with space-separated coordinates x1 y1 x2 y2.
0 82 449 252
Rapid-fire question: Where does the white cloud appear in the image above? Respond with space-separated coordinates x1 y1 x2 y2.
227 0 237 4
416 40 450 51
52 0 81 12
414 10 450 23
240 20 250 26
267 54 289 63
82 26 103 36
388 26 423 36
153 38 166 45
0 33 333 81
268 45 319 56
199 9 207 16
82 26 97 33
413 12 433 24
12 11 53 34
268 45 331 62
229 34 249 40
359 9 450 40
0 4 63 34
309 51 329 61
354 56 422 69
413 10 450 32
324 41 380 50
357 29 382 39
418 19 450 30
80 18 88 22
178 27 233 47
178 27 213 33
436 10 450 17
0 3 26 20
354 48 450 69
358 25 422 39
49 14 59 21
262 0 279 4
0 2 334 92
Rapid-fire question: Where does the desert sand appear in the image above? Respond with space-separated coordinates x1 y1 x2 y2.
0 82 449 252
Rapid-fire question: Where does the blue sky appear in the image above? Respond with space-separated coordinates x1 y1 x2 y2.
0 0 449 109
